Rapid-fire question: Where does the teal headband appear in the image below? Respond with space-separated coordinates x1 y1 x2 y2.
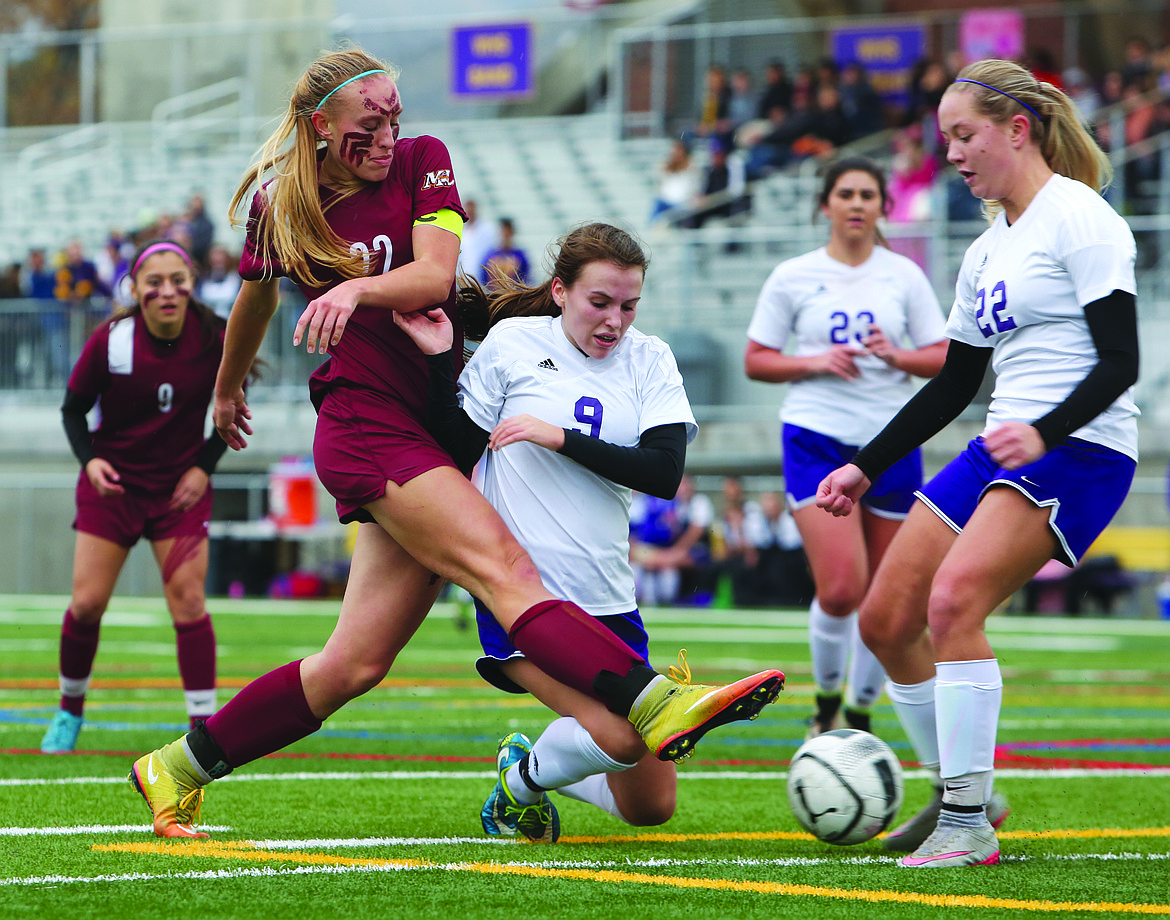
315 69 389 112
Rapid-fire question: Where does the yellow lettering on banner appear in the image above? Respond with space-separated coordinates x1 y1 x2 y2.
467 63 518 90
472 33 513 57
857 37 901 63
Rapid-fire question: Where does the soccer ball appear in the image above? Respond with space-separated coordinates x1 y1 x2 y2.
786 729 904 846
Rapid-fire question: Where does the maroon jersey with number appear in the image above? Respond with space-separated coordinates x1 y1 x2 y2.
68 311 223 495
239 135 466 416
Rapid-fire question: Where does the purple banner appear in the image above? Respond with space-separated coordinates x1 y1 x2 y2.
451 23 533 98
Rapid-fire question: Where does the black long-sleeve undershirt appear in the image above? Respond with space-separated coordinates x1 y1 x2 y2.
851 289 1139 481
423 349 687 499
61 387 228 476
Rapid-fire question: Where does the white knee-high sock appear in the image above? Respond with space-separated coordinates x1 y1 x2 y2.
886 676 940 771
809 600 851 694
558 774 632 824
935 659 1001 807
845 615 886 709
505 717 635 804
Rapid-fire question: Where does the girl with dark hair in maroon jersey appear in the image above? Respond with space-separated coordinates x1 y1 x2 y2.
127 47 783 840
41 240 231 754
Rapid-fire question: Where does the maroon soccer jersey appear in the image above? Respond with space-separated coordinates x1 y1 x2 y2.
239 135 466 416
68 311 223 494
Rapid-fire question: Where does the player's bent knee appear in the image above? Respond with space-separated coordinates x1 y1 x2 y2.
622 793 676 827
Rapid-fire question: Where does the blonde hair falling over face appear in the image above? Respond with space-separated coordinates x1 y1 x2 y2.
457 222 650 342
948 58 1112 219
228 47 401 288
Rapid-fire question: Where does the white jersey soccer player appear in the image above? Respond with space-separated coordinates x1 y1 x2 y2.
459 314 698 616
946 172 1138 460
747 245 946 445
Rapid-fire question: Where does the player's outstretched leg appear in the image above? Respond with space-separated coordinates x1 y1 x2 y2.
481 732 560 843
605 651 785 762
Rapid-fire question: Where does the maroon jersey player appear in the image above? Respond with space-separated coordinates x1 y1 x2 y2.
41 240 228 754
128 47 784 840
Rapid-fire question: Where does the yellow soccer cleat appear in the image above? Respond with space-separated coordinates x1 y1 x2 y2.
128 738 209 839
630 650 785 762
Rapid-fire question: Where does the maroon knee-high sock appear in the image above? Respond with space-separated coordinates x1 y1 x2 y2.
59 608 100 717
200 660 321 772
175 614 217 723
508 600 655 711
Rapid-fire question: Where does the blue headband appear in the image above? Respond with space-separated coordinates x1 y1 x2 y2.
315 69 389 112
954 78 1043 122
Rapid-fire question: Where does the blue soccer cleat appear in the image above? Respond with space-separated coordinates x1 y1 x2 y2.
41 710 84 753
480 731 560 843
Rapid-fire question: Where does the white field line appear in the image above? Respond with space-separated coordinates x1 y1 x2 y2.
4 851 1170 888
4 767 1170 791
4 595 1170 635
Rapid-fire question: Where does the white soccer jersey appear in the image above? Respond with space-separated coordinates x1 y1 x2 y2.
947 174 1139 459
746 245 946 444
459 315 698 616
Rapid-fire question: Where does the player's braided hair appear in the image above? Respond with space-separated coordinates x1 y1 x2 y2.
457 222 650 342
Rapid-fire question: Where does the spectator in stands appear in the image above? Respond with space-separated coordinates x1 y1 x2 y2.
1121 36 1154 88
712 497 759 606
649 137 702 225
40 239 231 754
745 157 947 740
745 490 815 607
196 244 243 319
685 137 750 230
694 64 732 142
789 83 851 161
888 123 941 269
480 217 530 289
710 476 762 605
1025 47 1063 89
757 59 792 121
55 240 111 307
839 62 884 141
185 193 215 270
457 197 497 282
631 475 717 606
25 247 64 386
23 247 56 300
1063 66 1102 125
726 68 759 143
903 58 951 144
0 262 21 298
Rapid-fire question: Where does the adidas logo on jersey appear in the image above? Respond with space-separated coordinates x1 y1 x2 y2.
537 358 558 371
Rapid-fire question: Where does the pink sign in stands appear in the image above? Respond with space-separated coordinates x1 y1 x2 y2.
959 8 1026 63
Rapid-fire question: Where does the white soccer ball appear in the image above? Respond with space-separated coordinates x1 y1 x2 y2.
786 728 904 846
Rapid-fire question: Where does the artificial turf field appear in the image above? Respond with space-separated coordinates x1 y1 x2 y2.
2 592 1169 919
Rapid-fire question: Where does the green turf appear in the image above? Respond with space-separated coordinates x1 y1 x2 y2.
2 594 1169 919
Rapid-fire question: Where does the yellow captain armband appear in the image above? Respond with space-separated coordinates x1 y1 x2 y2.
414 208 464 241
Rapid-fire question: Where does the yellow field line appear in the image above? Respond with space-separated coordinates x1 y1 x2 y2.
555 828 1170 844
95 839 1170 914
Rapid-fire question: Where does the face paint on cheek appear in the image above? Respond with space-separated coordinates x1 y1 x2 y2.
175 286 191 299
340 132 374 164
142 289 160 304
